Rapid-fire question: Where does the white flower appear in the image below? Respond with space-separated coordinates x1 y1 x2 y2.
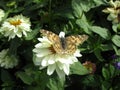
0 9 5 22
0 15 31 40
102 0 120 23
0 49 18 69
33 32 82 78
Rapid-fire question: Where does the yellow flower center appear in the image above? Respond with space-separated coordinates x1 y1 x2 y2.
49 45 56 54
9 19 22 26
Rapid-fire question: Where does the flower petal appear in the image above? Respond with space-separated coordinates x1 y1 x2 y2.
48 55 55 64
47 64 56 75
38 37 51 44
56 67 65 79
35 43 51 48
33 48 51 57
74 49 82 57
33 56 42 66
41 56 49 66
71 56 78 62
63 64 70 75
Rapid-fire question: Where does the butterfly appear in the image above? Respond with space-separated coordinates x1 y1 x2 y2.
40 29 88 54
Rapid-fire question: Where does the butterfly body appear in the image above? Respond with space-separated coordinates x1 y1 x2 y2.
59 37 66 49
40 29 88 54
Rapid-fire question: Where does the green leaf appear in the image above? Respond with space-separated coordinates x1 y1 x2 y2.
1 69 14 90
112 45 120 55
117 49 120 56
79 1 94 12
55 5 74 19
1 69 12 82
102 81 111 90
25 68 49 90
16 71 33 85
56 12 74 20
6 1 16 7
112 45 120 56
72 0 105 12
25 29 40 40
81 75 102 87
72 0 83 18
112 35 120 47
9 37 21 54
38 71 50 90
2 87 13 90
112 24 118 33
76 14 92 34
90 26 111 40
70 62 89 75
47 77 65 90
27 86 43 90
100 44 113 51
94 48 104 61
93 0 106 5
102 67 110 80
109 64 115 78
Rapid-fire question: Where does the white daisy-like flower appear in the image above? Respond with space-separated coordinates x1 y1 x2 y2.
0 9 5 22
33 32 82 78
0 49 18 69
0 15 31 40
102 0 120 24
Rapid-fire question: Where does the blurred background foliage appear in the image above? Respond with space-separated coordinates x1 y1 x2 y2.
0 0 120 90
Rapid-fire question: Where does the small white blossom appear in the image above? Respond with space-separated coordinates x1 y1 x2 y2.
0 15 31 40
0 9 5 22
102 0 120 24
33 32 82 78
0 49 18 69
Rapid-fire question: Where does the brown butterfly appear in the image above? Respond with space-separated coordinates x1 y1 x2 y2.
40 29 88 54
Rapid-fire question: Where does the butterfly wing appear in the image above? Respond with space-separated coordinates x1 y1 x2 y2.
40 30 88 54
65 35 88 45
40 29 64 54
40 29 60 43
65 35 88 54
